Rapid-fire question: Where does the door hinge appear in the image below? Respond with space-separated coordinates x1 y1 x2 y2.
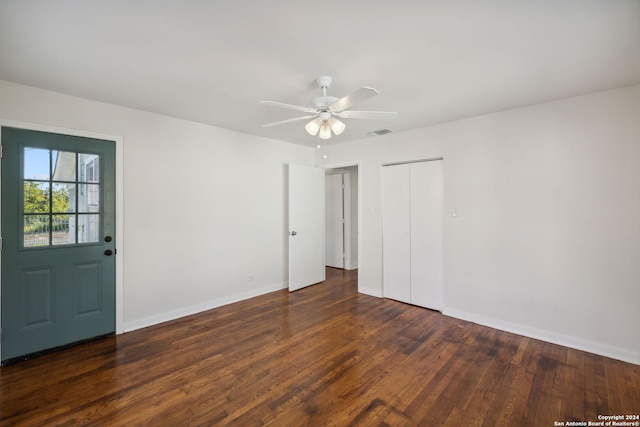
0 236 3 251
0 144 3 158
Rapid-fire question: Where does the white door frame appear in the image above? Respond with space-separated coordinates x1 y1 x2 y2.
323 161 360 275
0 119 125 359
324 169 355 270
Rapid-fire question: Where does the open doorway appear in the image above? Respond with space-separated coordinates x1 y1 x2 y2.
324 165 358 270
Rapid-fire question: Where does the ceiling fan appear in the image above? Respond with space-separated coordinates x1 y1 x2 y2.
260 76 397 139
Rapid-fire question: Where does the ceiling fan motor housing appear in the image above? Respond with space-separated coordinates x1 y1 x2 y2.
312 96 339 110
318 111 332 121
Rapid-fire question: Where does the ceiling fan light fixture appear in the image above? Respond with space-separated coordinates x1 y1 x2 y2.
261 76 396 140
318 122 332 140
328 118 345 135
305 118 322 136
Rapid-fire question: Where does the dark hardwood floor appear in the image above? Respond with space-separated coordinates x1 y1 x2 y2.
1 268 638 426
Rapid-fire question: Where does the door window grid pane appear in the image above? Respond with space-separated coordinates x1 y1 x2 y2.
79 154 99 183
23 148 50 180
23 181 50 213
22 148 101 248
24 215 50 247
78 184 100 213
52 151 76 182
78 214 100 243
51 183 73 213
52 214 73 245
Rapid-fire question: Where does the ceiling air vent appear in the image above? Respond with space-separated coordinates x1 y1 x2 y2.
371 128 393 136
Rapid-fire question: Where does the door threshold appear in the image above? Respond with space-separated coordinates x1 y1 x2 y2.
1 332 115 366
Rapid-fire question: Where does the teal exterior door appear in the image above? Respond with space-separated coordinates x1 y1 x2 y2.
1 127 116 362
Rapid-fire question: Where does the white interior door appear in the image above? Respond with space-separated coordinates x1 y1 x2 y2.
325 174 344 268
381 164 411 303
410 161 444 310
289 164 325 291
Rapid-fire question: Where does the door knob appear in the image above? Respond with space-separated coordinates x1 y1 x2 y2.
291 231 297 236
104 249 113 256
104 236 112 242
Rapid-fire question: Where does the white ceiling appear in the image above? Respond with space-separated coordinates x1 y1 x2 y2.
1 0 639 147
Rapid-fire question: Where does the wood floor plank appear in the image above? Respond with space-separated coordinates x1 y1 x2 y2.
1 268 638 426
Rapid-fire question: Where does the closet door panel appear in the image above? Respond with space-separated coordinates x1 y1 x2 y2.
410 161 444 310
382 164 411 303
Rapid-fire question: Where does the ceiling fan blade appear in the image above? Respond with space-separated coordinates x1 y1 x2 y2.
262 115 316 128
329 87 379 112
335 110 398 120
259 100 316 113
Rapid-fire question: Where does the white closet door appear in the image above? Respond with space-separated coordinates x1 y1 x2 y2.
410 161 444 310
381 164 411 303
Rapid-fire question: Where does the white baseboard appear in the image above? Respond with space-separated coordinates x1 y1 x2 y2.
443 307 640 366
123 282 288 332
358 286 383 298
122 282 638 366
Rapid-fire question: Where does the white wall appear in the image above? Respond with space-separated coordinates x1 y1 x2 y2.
320 84 640 364
2 79 638 364
0 80 315 331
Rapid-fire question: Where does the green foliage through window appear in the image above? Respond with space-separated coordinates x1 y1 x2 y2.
24 181 70 213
